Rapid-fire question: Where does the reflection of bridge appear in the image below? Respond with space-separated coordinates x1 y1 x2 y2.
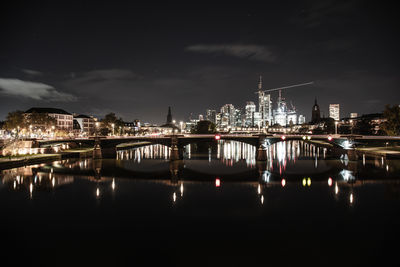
37 134 400 161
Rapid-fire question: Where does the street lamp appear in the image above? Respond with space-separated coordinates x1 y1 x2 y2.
95 122 99 137
335 121 338 135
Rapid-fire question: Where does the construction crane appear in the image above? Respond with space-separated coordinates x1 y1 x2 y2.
255 81 314 94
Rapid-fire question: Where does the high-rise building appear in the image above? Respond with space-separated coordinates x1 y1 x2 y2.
298 115 306 124
245 101 256 127
329 104 340 121
253 112 262 127
234 109 243 127
206 109 217 124
311 98 321 123
350 113 358 118
220 104 235 128
257 76 272 127
199 114 204 121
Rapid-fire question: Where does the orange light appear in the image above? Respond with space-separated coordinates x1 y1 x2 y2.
281 135 286 140
215 134 221 140
328 136 333 141
215 178 221 187
281 178 286 187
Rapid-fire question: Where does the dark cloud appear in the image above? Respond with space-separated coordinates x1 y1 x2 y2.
0 78 77 102
186 44 277 62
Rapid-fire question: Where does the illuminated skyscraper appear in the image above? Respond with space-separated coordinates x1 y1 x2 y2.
206 109 217 124
245 101 256 127
257 76 272 127
329 104 340 121
220 104 235 128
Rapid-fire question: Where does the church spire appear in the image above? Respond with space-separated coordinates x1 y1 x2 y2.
167 106 172 124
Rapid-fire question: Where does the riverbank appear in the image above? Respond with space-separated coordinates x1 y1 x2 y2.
356 146 400 159
0 142 153 170
0 148 94 170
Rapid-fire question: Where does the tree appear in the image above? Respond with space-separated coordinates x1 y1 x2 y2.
381 104 400 136
4 110 26 130
353 118 372 135
191 120 216 134
26 112 56 129
100 113 124 135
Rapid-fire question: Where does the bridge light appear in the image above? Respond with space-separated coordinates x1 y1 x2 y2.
328 177 333 187
327 136 333 141
302 178 307 187
214 134 221 140
307 136 311 140
302 136 306 140
307 177 311 186
215 178 221 187
281 135 286 140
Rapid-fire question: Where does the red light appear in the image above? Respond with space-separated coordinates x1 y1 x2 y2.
215 134 221 140
281 135 286 140
215 178 221 187
328 136 333 141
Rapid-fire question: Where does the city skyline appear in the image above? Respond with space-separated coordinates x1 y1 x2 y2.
0 2 398 124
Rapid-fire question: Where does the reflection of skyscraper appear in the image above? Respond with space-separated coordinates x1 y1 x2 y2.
257 76 272 127
329 104 340 121
311 98 321 123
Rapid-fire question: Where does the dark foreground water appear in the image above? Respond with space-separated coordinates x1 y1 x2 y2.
1 141 400 266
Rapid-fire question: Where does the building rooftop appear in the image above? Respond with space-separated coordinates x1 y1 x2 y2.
74 114 91 119
25 107 71 115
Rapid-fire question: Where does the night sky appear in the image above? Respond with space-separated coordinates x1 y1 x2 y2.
0 1 398 124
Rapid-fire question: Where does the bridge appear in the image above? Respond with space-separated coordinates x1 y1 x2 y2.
35 134 400 161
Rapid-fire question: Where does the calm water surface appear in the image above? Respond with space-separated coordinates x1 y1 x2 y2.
1 141 400 266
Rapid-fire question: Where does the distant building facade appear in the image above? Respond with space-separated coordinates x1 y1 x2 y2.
25 107 73 131
350 113 358 118
206 109 217 124
329 104 340 121
74 114 96 134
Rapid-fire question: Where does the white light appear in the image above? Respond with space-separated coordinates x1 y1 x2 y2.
173 192 176 202
96 187 100 197
180 183 184 196
257 184 261 194
350 193 354 204
328 177 333 187
112 178 115 190
260 195 264 205
335 182 339 195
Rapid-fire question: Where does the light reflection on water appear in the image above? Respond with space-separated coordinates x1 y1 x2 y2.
116 140 328 169
1 140 400 209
